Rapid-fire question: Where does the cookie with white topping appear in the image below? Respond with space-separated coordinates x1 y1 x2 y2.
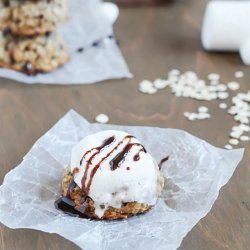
56 130 164 220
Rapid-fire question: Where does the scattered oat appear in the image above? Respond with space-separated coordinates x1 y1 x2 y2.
219 103 228 109
230 131 242 139
227 81 240 91
239 124 250 132
138 70 249 147
139 80 157 94
229 138 239 146
217 92 229 100
240 135 250 141
139 80 152 88
234 71 244 78
197 113 211 120
225 144 233 150
208 73 220 81
228 91 250 124
216 84 227 92
168 69 180 76
198 106 208 113
187 113 198 121
184 108 210 121
95 114 109 124
153 78 169 90
210 80 219 85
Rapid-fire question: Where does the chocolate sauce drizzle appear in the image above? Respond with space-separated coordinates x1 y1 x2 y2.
55 180 93 219
55 196 84 218
159 156 170 169
80 135 117 194
133 147 147 162
55 179 85 218
110 143 146 171
80 136 115 165
80 135 147 195
55 135 148 218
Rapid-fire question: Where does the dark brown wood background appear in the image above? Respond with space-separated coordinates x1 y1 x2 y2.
0 0 249 249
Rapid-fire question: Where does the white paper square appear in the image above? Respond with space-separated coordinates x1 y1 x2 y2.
0 110 244 250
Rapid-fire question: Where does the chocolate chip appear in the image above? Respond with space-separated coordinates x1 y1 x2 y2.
92 40 101 47
3 28 11 36
77 47 84 53
107 34 114 39
45 32 51 37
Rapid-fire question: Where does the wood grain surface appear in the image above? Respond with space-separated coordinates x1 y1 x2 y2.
0 0 249 249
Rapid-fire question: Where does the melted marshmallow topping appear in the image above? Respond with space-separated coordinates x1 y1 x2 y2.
70 130 159 218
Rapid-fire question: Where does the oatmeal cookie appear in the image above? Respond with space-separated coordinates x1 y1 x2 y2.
60 166 164 220
0 32 69 74
0 0 68 36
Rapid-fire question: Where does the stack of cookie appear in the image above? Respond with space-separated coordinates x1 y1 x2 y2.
0 0 69 74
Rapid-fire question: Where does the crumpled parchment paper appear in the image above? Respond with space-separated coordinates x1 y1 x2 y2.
0 110 244 250
0 0 132 84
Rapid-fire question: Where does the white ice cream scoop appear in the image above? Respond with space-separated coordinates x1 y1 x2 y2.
202 1 250 65
71 130 160 218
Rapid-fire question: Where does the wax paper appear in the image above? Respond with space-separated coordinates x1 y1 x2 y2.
0 110 244 250
0 0 132 84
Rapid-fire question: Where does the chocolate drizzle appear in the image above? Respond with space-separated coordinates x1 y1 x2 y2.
55 182 94 219
133 147 147 161
110 143 146 171
55 179 85 218
80 136 115 165
83 135 134 194
79 134 147 195
55 196 84 218
81 135 117 194
159 156 169 169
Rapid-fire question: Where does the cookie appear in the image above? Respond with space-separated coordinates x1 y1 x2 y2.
56 130 165 220
0 0 68 36
59 167 158 220
0 32 69 74
59 166 164 220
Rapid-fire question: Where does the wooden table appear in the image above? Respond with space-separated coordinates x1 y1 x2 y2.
0 0 249 249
